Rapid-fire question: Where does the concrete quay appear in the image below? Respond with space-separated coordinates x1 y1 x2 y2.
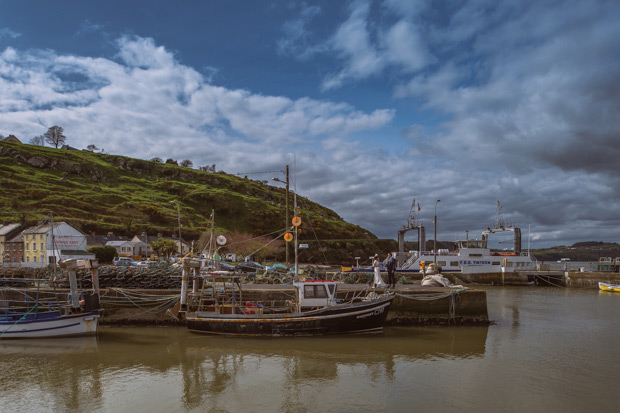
96 284 489 327
439 270 620 288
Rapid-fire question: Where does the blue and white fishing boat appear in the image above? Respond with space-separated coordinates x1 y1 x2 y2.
0 259 101 339
0 304 100 338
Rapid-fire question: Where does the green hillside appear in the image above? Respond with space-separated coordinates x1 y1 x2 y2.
0 141 377 263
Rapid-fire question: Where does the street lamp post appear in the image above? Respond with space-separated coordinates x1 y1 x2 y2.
434 199 440 265
272 165 290 266
170 201 182 255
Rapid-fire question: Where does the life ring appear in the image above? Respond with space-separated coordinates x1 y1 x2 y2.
292 216 302 227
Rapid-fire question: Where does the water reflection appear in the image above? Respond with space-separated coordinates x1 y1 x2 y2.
0 326 488 411
2 288 618 411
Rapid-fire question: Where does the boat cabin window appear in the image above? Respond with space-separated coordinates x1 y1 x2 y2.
438 261 446 266
450 261 458 267
304 285 328 299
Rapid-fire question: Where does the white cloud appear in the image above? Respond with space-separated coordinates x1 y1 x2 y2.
280 0 435 90
0 28 21 39
0 34 396 194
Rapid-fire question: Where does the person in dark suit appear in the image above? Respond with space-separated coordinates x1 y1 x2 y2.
385 252 396 288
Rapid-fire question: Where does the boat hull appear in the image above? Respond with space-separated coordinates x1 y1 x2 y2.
599 282 620 292
0 310 100 339
187 296 394 337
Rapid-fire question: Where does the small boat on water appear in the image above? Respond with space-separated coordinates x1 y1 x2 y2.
184 276 394 336
0 259 102 339
598 282 620 292
0 306 100 339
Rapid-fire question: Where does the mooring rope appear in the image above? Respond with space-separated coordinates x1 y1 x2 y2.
101 288 179 314
534 274 565 288
395 288 467 323
394 287 468 302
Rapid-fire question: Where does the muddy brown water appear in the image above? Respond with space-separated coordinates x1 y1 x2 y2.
1 287 618 412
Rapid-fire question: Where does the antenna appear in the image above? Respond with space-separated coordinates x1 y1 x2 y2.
495 200 505 230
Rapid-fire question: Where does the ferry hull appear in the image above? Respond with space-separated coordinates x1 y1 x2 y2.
187 296 393 337
0 311 100 339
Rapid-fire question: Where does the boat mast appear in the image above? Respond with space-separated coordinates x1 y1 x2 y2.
50 211 57 280
210 209 215 258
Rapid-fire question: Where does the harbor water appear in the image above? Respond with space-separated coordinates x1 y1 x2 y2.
1 287 618 412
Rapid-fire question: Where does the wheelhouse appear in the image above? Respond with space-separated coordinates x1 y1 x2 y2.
293 280 339 311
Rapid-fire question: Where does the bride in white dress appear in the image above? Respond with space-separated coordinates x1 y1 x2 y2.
372 254 387 287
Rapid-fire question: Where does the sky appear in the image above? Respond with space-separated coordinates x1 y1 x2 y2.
1 0 619 249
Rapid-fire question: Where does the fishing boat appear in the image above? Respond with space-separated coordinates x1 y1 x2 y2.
0 259 101 339
182 165 393 336
184 275 393 336
598 282 620 292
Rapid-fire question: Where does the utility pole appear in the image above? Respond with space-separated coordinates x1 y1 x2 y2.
272 165 290 266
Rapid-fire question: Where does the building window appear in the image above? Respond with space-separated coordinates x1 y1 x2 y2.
40 255 44 263
33 242 36 251
26 243 29 251
40 234 43 240
40 243 43 251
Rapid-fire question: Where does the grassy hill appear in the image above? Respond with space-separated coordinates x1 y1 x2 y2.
531 242 620 262
0 141 378 263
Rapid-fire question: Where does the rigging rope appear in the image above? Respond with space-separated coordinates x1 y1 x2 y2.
0 303 38 337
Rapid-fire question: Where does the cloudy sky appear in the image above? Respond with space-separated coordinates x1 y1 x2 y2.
1 0 619 248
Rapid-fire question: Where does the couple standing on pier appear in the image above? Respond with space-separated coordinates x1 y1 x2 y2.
372 253 396 288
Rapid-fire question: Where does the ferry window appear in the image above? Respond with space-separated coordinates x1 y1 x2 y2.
492 261 500 265
304 285 315 298
438 261 446 266
450 261 458 266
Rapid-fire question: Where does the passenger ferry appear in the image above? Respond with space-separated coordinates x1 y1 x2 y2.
396 239 537 273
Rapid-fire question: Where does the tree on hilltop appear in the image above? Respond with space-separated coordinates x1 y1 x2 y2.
29 135 45 146
180 159 193 168
86 144 99 152
44 126 67 148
